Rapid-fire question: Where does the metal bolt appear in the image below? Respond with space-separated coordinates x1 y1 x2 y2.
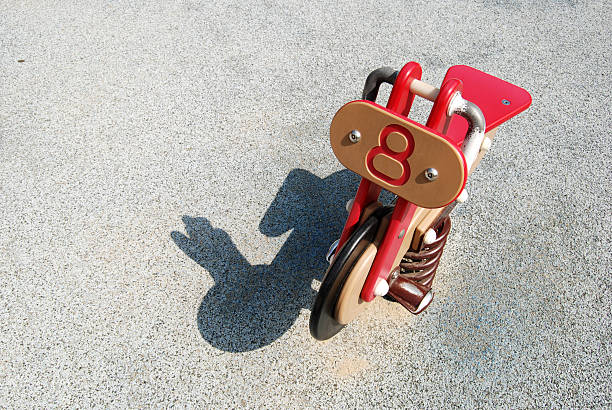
348 130 361 143
398 229 405 239
325 239 340 264
345 198 354 212
502 99 511 105
424 168 438 181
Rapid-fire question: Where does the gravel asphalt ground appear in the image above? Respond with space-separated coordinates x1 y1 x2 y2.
1 0 610 407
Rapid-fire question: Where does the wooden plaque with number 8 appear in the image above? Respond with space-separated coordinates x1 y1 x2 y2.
330 100 467 209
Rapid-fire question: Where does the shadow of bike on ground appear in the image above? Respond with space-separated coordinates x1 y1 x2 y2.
171 168 362 352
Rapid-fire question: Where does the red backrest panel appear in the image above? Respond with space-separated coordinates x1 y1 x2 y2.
444 65 532 143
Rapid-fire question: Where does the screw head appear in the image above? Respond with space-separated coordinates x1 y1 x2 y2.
501 99 511 105
424 168 438 181
348 130 361 143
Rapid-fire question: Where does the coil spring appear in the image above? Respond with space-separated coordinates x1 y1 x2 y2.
399 216 451 288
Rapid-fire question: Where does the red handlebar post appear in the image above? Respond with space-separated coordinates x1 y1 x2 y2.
334 62 424 257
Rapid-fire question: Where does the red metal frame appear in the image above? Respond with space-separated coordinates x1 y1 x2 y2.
426 78 463 132
334 62 422 254
334 62 532 303
360 72 467 302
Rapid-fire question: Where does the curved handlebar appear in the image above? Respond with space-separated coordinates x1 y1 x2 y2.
361 67 397 102
447 93 485 171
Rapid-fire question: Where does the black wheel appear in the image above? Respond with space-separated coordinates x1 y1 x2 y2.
309 206 391 340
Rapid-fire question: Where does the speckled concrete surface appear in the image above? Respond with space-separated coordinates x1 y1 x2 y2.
1 0 610 407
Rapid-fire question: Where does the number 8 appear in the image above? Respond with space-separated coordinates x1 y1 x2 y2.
366 125 415 186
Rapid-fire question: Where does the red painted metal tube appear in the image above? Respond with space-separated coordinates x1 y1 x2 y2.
426 78 463 133
334 62 422 255
360 197 418 302
360 74 463 301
